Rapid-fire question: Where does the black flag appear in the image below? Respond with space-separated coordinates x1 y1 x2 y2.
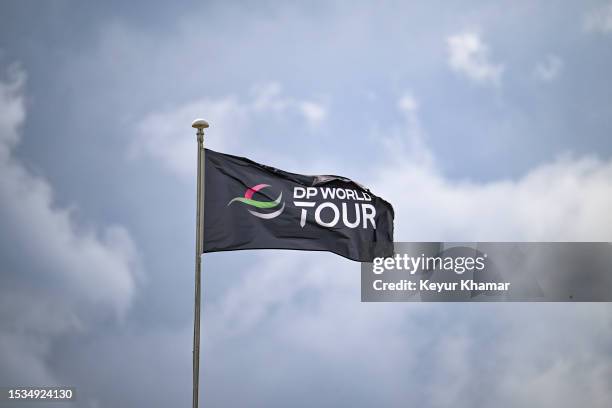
203 149 394 262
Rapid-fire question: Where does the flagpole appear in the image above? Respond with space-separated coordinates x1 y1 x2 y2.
191 118 209 408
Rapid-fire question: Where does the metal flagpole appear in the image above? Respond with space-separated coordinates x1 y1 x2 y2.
191 118 209 408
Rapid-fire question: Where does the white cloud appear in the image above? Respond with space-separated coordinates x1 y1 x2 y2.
0 66 25 153
249 82 328 128
397 93 418 114
447 32 504 85
375 97 612 242
299 101 327 125
534 54 563 82
131 96 247 178
378 150 612 241
584 2 612 33
132 82 327 178
0 67 139 383
384 93 432 167
251 82 290 112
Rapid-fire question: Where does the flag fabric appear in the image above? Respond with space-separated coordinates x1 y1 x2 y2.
203 149 394 262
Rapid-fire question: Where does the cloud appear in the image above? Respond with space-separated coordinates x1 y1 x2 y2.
375 95 612 242
251 82 327 126
584 2 612 33
446 32 504 85
397 93 419 114
379 150 612 241
0 66 139 384
298 101 327 125
131 82 327 178
534 54 563 82
392 92 431 162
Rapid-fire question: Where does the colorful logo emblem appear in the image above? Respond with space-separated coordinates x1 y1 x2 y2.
227 184 285 219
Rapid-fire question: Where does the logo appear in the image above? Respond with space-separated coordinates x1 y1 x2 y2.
228 184 285 219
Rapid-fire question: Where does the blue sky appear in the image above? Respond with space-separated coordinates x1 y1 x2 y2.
1 1 612 407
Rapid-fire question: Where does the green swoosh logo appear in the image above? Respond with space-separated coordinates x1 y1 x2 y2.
227 192 282 209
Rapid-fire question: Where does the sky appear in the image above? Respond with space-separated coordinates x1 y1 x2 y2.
1 0 612 407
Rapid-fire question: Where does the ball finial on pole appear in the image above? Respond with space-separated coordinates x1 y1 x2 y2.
192 118 209 130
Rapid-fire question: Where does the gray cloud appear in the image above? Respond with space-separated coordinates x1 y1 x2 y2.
533 54 563 82
584 2 612 33
0 68 140 387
